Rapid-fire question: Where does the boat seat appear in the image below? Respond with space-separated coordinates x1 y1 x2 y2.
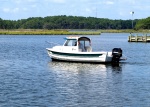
85 46 92 52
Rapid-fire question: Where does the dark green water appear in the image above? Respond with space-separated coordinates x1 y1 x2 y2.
0 33 149 107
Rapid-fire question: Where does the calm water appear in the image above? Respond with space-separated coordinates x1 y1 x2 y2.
0 33 150 107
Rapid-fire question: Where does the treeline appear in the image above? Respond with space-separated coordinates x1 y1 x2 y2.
135 17 150 30
0 15 139 29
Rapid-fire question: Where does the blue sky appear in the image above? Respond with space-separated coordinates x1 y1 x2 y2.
0 0 150 20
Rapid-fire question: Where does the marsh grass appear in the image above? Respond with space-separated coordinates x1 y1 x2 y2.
100 29 150 33
0 29 101 35
0 29 149 35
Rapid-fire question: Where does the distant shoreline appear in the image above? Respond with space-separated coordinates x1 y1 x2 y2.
0 29 100 35
0 29 149 35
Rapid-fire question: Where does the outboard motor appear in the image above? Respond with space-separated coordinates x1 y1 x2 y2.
112 48 122 63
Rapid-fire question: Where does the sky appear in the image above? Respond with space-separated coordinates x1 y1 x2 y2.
0 0 150 20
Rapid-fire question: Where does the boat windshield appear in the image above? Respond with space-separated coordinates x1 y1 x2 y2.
78 37 92 52
64 39 77 46
78 37 91 47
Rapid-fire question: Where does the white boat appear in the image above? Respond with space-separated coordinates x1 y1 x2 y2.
46 36 126 63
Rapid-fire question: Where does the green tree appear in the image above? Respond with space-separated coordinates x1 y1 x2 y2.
135 17 150 30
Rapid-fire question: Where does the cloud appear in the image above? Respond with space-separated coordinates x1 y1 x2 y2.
31 4 37 8
54 0 66 3
3 8 10 13
23 8 28 11
120 0 136 5
27 0 37 2
44 0 66 3
12 8 19 13
13 0 39 6
3 7 19 13
13 0 22 4
119 11 124 16
85 8 92 13
104 1 114 5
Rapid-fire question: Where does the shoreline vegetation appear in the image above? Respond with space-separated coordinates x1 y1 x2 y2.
0 29 150 35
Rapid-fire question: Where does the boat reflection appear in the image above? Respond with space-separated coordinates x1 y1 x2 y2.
47 61 109 78
48 61 106 71
48 61 123 78
48 60 122 70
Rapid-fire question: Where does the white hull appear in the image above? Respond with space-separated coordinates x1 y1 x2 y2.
46 48 112 63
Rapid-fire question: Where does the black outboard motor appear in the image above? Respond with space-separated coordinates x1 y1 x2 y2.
112 48 122 63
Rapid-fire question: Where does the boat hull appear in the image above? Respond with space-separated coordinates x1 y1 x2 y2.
46 48 112 63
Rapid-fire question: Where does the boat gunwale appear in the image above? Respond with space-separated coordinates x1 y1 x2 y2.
46 48 110 55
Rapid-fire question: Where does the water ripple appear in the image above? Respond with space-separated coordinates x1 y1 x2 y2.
0 35 150 106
